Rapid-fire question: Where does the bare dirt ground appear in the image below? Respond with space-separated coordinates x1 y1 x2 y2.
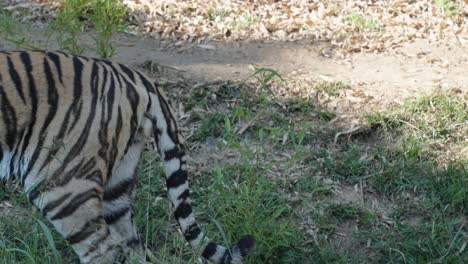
2 25 467 109
113 33 468 106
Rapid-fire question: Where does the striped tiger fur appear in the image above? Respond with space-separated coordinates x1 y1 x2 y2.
0 50 254 264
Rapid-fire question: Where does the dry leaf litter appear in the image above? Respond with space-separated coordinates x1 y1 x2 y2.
2 0 467 53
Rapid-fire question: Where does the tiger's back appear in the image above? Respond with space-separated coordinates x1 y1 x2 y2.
0 51 147 185
0 50 253 264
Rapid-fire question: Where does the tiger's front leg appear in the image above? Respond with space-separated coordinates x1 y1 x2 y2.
27 160 124 264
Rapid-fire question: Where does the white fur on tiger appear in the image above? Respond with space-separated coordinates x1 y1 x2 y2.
0 51 254 264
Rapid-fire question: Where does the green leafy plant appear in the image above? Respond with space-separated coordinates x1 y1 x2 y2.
0 9 39 49
50 0 128 58
345 12 378 32
249 67 284 95
435 0 462 16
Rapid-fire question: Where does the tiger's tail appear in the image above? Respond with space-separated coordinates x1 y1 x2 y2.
146 90 254 263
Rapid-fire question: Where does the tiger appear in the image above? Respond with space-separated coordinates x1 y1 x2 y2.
0 50 254 264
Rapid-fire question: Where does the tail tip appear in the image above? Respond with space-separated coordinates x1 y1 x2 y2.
237 235 255 257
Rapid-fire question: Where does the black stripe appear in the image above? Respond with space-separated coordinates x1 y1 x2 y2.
48 59 99 182
126 237 141 247
202 242 218 260
103 179 133 201
68 99 83 133
46 52 63 83
98 67 110 159
51 189 99 220
221 249 232 263
85 170 103 185
24 57 59 177
42 192 72 215
82 228 111 257
18 52 38 185
8 128 25 181
178 189 190 201
106 108 122 181
68 59 97 134
27 181 42 202
104 207 129 225
54 159 85 187
184 223 201 241
51 158 96 187
174 201 192 220
119 64 135 83
136 71 155 93
38 55 84 174
166 169 187 188
7 56 26 102
102 61 123 88
124 80 140 154
0 81 18 150
164 147 184 161
67 217 104 244
155 87 180 145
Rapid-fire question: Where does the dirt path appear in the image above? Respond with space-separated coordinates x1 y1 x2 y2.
2 25 467 107
116 34 468 105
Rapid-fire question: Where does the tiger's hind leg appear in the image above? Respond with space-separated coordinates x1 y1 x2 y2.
103 140 144 260
27 159 123 264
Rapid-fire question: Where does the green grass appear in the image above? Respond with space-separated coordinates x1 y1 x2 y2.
315 80 351 97
435 0 462 17
345 12 378 32
1 77 466 263
0 9 40 49
49 0 128 58
207 8 228 21
0 0 127 58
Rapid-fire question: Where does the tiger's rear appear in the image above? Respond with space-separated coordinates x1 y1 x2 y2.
0 50 253 264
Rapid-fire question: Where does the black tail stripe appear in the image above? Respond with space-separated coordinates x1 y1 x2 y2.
104 207 130 225
184 223 201 241
202 242 218 260
154 87 180 144
177 189 190 201
51 190 99 221
221 250 232 263
126 237 141 247
166 169 187 188
174 202 192 220
164 147 184 161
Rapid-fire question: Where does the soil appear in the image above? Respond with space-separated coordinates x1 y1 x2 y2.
1 24 467 109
